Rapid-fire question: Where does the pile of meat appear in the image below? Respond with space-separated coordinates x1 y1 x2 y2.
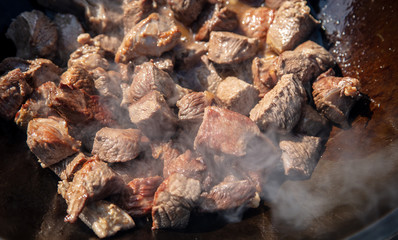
0 0 362 238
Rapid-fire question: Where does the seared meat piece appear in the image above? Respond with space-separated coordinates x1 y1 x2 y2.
68 44 109 71
151 54 175 73
0 57 30 75
312 69 361 128
120 176 163 216
195 6 238 41
252 56 278 97
163 149 207 181
250 74 306 132
194 106 261 156
53 13 84 65
111 156 163 183
266 0 319 54
199 177 256 212
123 0 153 34
128 90 178 139
240 7 275 41
63 157 124 223
15 81 58 127
60 65 97 95
151 141 181 164
208 31 259 64
0 69 32 120
91 67 123 100
174 41 207 70
26 117 81 168
216 76 259 116
50 152 88 181
6 10 58 60
177 91 215 122
115 13 181 63
126 61 179 106
26 59 62 88
92 127 148 163
152 173 201 229
279 135 322 180
168 0 205 26
295 104 330 138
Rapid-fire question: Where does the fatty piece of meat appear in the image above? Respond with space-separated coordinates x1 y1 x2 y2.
208 31 259 64
127 61 179 106
152 173 201 229
252 56 278 97
92 127 147 163
68 44 109 71
279 135 322 180
294 104 330 138
15 81 59 127
128 90 178 140
120 176 163 216
216 76 259 116
123 0 153 34
63 157 125 223
26 58 62 88
115 13 181 63
177 91 215 122
60 65 97 95
26 117 81 168
194 106 261 156
266 0 319 54
250 74 306 132
199 177 256 212
6 10 58 60
195 5 238 41
240 7 275 41
312 69 361 128
163 149 207 181
0 68 32 120
167 0 205 26
50 152 88 181
53 13 84 66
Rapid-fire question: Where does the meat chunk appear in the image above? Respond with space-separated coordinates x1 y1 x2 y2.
90 67 123 101
0 57 30 75
123 0 153 34
168 0 205 26
199 177 256 212
26 117 81 168
128 90 178 140
50 152 89 181
252 56 278 97
279 135 322 180
126 61 179 106
266 0 319 53
15 81 58 127
6 10 58 60
216 77 259 116
208 31 259 64
240 7 275 41
265 0 287 9
0 68 32 120
312 69 361 128
115 13 181 63
68 44 109 71
152 173 201 229
250 74 306 132
53 13 84 65
92 128 147 163
195 6 238 41
63 157 124 223
294 104 330 138
194 106 261 156
174 41 207 70
110 156 163 183
177 91 215 122
163 149 207 181
120 176 163 216
60 65 97 95
25 58 62 88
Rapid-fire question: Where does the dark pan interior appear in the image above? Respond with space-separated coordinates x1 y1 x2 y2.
0 0 398 239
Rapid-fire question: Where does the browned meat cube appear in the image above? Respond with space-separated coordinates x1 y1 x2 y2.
240 7 275 42
27 117 81 168
115 13 181 63
152 173 201 229
15 81 59 127
26 58 62 88
53 13 84 65
208 31 259 64
163 149 207 181
266 0 319 54
194 106 261 156
120 176 163 216
50 152 89 181
294 104 330 138
216 77 260 116
68 44 109 71
123 0 153 34
195 6 238 41
111 156 163 183
0 68 32 120
168 0 205 26
279 135 322 180
91 67 123 100
6 10 58 60
174 41 207 70
312 69 361 128
0 57 30 75
177 91 215 122
126 61 179 106
60 65 97 95
63 157 124 223
252 56 278 97
92 127 147 163
199 177 257 212
128 91 178 140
